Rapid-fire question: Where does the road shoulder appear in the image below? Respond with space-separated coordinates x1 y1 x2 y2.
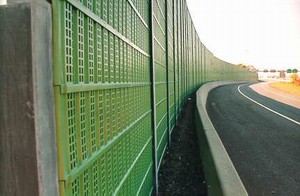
250 82 300 109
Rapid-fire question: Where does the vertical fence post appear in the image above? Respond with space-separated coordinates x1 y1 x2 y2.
0 1 58 196
150 0 158 194
172 0 177 123
165 0 171 147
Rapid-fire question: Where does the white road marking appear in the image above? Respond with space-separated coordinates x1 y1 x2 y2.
238 84 300 125
252 82 300 102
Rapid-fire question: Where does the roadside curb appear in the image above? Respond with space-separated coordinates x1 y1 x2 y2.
195 81 248 196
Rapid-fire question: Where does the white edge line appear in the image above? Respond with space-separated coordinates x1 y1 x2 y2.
238 84 300 126
252 83 300 102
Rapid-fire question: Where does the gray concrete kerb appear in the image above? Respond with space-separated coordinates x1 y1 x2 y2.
195 81 248 196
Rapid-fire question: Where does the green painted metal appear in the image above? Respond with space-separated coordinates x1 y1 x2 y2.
149 0 158 193
53 0 153 195
52 0 257 195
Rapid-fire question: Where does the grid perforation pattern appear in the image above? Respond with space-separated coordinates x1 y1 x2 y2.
109 33 115 83
52 0 253 194
88 18 94 83
65 3 74 83
54 1 153 195
103 29 109 82
90 91 96 153
92 162 99 195
79 92 88 161
77 11 85 83
167 0 176 131
98 90 105 147
96 24 103 83
153 0 168 165
71 177 80 195
67 93 77 170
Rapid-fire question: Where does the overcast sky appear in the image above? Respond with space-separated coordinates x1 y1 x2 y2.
187 0 300 70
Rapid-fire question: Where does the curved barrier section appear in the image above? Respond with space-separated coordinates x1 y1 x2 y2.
51 0 258 195
195 81 248 196
206 56 258 82
0 0 257 195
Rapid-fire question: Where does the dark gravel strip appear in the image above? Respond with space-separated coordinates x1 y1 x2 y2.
158 95 207 196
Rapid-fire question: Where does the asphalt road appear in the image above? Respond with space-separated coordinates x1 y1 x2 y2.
206 83 300 196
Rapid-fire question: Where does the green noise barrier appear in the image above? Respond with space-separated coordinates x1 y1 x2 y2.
52 0 257 195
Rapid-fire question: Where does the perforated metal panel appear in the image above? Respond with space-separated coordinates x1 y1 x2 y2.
52 0 257 195
152 0 168 169
53 0 153 195
167 0 176 135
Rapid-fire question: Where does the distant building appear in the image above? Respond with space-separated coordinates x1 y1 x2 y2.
257 69 282 80
277 70 285 78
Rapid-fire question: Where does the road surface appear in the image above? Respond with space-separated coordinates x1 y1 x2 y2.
206 83 300 196
251 82 300 109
